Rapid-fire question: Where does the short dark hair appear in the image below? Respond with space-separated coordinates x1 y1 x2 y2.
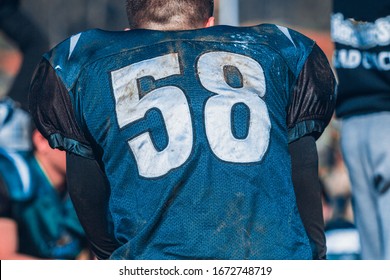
126 0 214 29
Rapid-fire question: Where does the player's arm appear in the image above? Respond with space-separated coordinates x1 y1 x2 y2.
0 176 37 260
287 43 337 260
288 136 325 259
29 58 120 259
66 152 120 260
0 218 39 260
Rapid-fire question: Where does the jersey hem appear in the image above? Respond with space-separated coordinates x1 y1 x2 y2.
288 120 326 143
48 133 94 159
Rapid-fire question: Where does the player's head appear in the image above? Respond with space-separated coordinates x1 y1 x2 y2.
125 0 214 30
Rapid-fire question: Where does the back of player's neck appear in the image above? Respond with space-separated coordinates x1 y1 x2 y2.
136 21 204 31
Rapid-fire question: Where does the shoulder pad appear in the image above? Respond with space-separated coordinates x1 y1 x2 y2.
0 97 33 151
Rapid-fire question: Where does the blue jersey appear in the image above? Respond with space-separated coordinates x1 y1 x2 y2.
0 148 86 259
30 24 335 259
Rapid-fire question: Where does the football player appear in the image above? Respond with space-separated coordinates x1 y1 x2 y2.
331 0 390 259
29 0 336 259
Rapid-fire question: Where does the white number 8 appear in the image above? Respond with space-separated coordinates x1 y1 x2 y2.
111 52 271 178
198 52 270 163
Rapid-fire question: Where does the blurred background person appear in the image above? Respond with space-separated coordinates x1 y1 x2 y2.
0 98 88 259
331 0 390 259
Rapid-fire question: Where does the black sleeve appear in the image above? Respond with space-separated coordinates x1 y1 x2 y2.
287 44 337 143
0 2 49 110
66 152 120 260
0 174 12 218
29 58 94 159
289 136 326 260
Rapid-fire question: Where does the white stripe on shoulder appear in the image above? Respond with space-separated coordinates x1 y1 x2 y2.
276 25 296 47
7 152 31 194
68 33 82 60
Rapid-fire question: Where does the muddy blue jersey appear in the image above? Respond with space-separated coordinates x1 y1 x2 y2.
30 24 335 259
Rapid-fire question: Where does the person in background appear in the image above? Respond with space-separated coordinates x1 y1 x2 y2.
331 0 390 259
30 0 336 259
0 0 87 260
0 98 87 259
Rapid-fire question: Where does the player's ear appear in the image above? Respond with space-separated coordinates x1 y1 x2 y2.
205 17 215 28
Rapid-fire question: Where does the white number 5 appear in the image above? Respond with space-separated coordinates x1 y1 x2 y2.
111 52 271 178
